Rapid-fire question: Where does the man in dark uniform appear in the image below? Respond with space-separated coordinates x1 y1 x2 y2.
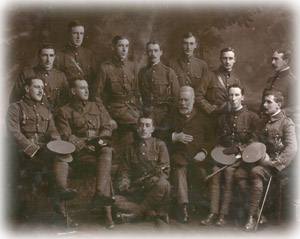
7 77 76 224
169 32 209 89
262 49 296 118
139 40 180 135
201 84 259 226
55 79 115 228
235 90 297 231
10 44 69 111
170 86 211 223
94 35 140 145
55 20 96 88
197 47 241 115
115 114 170 224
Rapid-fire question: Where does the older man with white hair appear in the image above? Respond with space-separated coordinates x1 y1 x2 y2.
170 86 211 223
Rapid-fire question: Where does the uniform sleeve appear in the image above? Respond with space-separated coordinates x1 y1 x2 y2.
60 73 70 107
55 107 86 151
97 102 113 138
93 64 108 103
195 71 217 114
274 119 297 171
169 68 180 100
138 67 148 107
157 141 170 179
7 103 39 157
9 71 26 103
47 112 61 140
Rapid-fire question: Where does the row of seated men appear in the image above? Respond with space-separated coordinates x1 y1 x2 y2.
7 20 297 230
7 76 297 231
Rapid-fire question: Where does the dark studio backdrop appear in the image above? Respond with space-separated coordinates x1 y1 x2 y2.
5 4 294 112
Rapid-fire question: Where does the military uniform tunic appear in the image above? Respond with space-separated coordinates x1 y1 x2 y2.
263 68 296 117
116 137 170 216
9 65 69 111
94 57 140 125
55 44 96 86
56 99 113 197
169 56 209 88
197 66 241 115
235 111 297 216
210 107 259 216
138 62 180 128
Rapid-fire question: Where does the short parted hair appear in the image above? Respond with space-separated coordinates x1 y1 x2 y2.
146 40 161 50
274 49 292 63
138 110 155 126
228 84 244 95
38 43 56 55
68 20 84 31
112 35 129 46
182 32 196 40
220 47 236 58
69 78 88 88
24 77 43 87
264 90 284 106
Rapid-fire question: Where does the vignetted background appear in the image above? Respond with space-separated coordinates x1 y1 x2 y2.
4 4 295 111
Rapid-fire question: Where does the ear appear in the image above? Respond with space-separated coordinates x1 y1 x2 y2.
277 101 282 109
160 49 163 56
24 85 30 94
241 95 245 102
71 88 76 96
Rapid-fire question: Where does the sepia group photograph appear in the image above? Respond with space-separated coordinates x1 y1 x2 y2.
0 0 299 238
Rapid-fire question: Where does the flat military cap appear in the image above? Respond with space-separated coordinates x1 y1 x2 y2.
211 146 238 165
47 140 76 163
242 142 268 163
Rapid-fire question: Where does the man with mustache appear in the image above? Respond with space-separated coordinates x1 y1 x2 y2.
7 77 77 225
94 35 140 145
139 40 179 137
55 79 115 228
201 84 259 227
235 90 297 231
55 20 96 89
262 49 296 118
170 86 211 223
169 32 209 89
10 44 69 111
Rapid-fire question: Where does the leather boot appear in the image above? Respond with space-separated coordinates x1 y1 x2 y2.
104 206 115 229
58 188 78 201
245 216 256 231
215 214 227 227
201 213 217 226
181 204 189 223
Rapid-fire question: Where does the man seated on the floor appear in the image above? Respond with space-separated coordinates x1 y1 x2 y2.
115 113 170 224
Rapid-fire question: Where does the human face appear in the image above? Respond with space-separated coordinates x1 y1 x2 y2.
147 43 162 65
72 80 89 101
182 36 197 58
263 95 281 115
137 118 155 139
178 91 194 115
39 48 55 70
220 51 236 71
114 38 129 60
25 79 44 102
228 87 244 111
70 26 84 47
271 51 289 72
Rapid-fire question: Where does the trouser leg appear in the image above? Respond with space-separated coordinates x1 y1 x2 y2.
174 166 189 204
96 147 113 197
210 165 221 214
220 166 235 216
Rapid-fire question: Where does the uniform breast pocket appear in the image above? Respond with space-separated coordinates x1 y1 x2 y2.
38 115 50 133
21 116 36 133
86 113 100 130
73 115 86 129
153 82 169 97
110 78 123 94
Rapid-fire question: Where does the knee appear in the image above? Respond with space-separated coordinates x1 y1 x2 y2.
250 166 264 179
155 178 170 193
99 147 113 161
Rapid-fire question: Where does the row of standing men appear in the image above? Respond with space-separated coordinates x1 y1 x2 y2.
7 20 297 230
